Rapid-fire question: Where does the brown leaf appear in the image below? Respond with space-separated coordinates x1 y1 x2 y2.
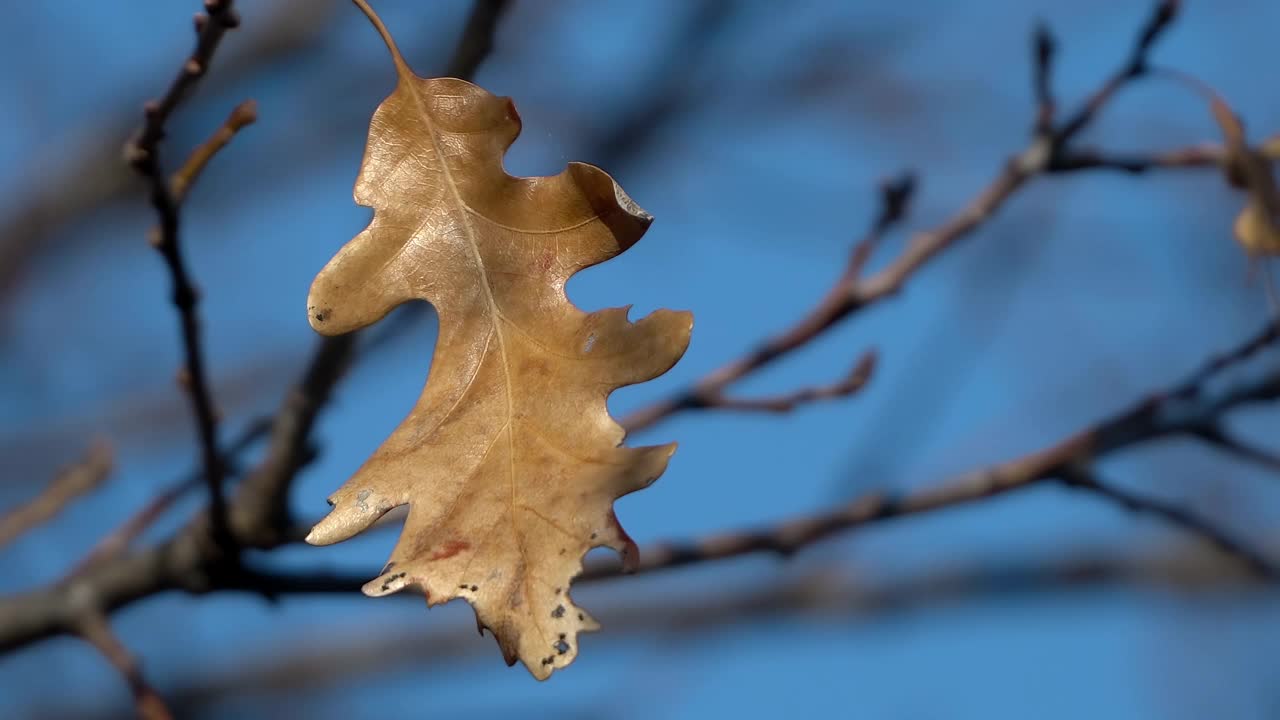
1199 87 1280 310
305 1 691 679
1198 86 1280 255
1162 69 1280 307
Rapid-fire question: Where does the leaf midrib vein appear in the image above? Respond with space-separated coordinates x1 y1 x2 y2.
403 80 549 649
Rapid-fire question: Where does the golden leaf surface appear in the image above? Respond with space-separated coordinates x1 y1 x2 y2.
305 1 692 679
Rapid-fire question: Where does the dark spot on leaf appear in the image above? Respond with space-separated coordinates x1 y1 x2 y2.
554 587 561 595
551 605 565 619
590 532 598 540
577 613 584 621
459 584 470 590
558 633 565 640
470 585 478 592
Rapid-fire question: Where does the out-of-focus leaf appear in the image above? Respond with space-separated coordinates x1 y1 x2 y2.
1200 87 1280 255
304 0 691 679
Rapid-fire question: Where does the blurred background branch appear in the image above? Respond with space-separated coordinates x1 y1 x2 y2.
0 0 339 311
0 441 112 550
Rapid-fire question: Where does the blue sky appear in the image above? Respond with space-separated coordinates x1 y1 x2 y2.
2 1 1280 718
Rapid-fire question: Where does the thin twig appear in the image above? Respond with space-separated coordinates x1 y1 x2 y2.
1193 424 1280 474
127 2 243 160
1052 0 1179 143
170 99 258 200
622 172 915 432
72 418 275 574
126 1 243 550
0 335 350 651
0 0 337 303
1059 465 1277 577
622 0 1181 435
709 351 877 414
76 613 172 720
0 441 113 549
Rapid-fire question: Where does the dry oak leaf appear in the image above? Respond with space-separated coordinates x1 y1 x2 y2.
1183 75 1280 257
305 0 692 679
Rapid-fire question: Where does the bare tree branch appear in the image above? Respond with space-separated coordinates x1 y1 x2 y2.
9 277 1268 662
72 417 274 574
623 0 1183 434
1194 424 1280 474
170 99 258 201
229 335 355 548
76 613 173 720
125 0 244 549
58 543 1269 720
622 172 914 432
1058 465 1276 577
0 0 338 304
0 441 113 550
602 325 1280 580
709 351 877 415
1053 0 1179 143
